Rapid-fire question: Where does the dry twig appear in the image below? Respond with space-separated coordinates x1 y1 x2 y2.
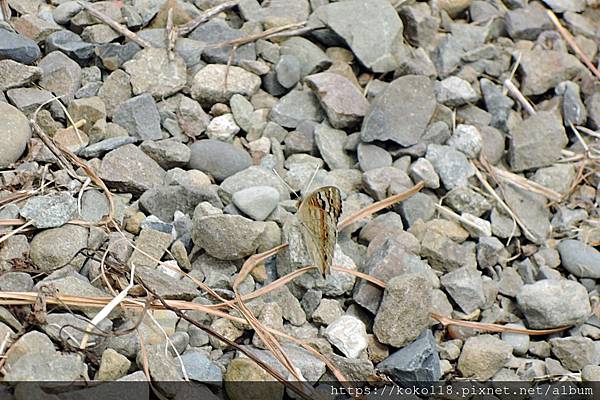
177 0 238 36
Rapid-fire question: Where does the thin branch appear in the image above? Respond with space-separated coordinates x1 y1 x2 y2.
76 1 152 48
177 0 238 36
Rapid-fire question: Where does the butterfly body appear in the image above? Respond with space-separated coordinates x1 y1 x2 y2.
296 186 342 277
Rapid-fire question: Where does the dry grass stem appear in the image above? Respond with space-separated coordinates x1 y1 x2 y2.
177 0 238 36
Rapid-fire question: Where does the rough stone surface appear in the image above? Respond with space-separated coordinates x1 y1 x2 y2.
457 335 513 380
373 273 432 348
516 279 591 329
20 193 77 229
361 75 436 146
0 102 32 168
188 140 252 182
378 330 441 381
191 64 261 106
557 239 600 279
192 214 264 260
113 93 162 140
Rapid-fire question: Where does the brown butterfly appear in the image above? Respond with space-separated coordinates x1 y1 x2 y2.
296 186 342 277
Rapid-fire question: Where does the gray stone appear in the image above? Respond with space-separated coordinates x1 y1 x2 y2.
508 111 567 172
0 235 29 272
519 49 585 96
45 30 95 61
3 351 87 381
53 1 84 25
124 48 187 98
78 136 138 158
361 75 436 146
275 54 301 89
448 124 482 159
191 64 261 106
30 225 88 272
314 123 353 170
420 230 477 272
557 239 600 279
502 185 550 244
517 279 591 329
501 323 529 356
270 88 324 129
398 192 436 227
587 92 600 130
43 312 111 351
373 273 432 348
481 78 513 130
378 330 441 381
189 19 255 66
305 72 369 129
113 93 162 140
0 29 41 64
324 315 368 359
328 353 374 382
239 0 310 25
0 102 32 168
38 51 81 103
0 272 33 292
206 113 240 141
312 298 343 326
242 343 326 382
441 266 486 314
457 335 513 380
140 139 191 169
188 139 252 182
20 192 77 229
99 144 166 195
445 186 491 217
128 228 173 268
0 59 41 91
232 186 279 221
357 143 392 172
410 158 439 189
315 0 403 72
96 348 131 380
192 213 264 260
181 350 223 383
279 37 331 78
425 144 475 190
97 69 132 118
582 365 600 382
505 2 553 40
435 76 478 107
136 266 198 300
542 0 586 12
557 81 587 126
96 42 141 71
550 337 600 372
220 166 290 201
6 87 56 116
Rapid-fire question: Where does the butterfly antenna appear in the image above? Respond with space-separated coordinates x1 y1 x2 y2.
302 165 320 195
271 168 300 199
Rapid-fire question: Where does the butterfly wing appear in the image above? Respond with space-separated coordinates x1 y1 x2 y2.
297 186 342 277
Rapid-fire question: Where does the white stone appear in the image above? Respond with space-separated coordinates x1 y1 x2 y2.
448 124 482 159
324 315 368 359
206 113 240 141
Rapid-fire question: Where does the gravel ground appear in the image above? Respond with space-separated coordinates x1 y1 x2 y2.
1 0 600 397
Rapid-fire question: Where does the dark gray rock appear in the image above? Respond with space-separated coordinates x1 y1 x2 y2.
275 54 301 89
481 78 514 130
556 81 587 126
38 51 82 103
425 144 475 190
124 48 187 99
140 184 222 222
99 144 166 195
519 49 585 96
0 59 41 91
0 29 41 64
314 123 353 169
505 2 553 40
188 140 252 182
357 143 392 172
191 64 261 106
181 350 223 383
78 136 138 158
361 75 436 146
140 139 191 169
45 30 95 61
30 225 88 272
189 19 255 65
440 266 486 314
279 37 331 78
96 42 141 71
516 279 591 329
377 329 441 381
113 93 162 140
315 0 403 72
502 184 550 244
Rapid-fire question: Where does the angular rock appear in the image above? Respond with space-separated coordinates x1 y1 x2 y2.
0 59 41 91
128 228 173 268
550 337 600 372
361 75 436 146
378 330 441 381
435 76 478 107
140 138 191 169
279 36 331 78
38 51 81 102
519 49 585 96
373 273 432 348
99 144 166 195
315 0 403 72
269 88 324 129
113 93 162 140
324 315 368 359
516 279 591 329
45 30 95 61
0 102 32 168
505 2 553 40
191 64 261 106
457 335 513 380
425 144 475 190
123 48 187 98
188 140 252 182
192 214 264 260
98 69 133 117
440 266 486 314
232 186 280 221
314 123 353 170
189 19 255 65
20 192 77 229
502 185 550 244
305 72 369 129
508 111 568 172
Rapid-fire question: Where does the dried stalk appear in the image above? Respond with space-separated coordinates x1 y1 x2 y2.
546 10 600 80
76 1 152 48
177 0 238 36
